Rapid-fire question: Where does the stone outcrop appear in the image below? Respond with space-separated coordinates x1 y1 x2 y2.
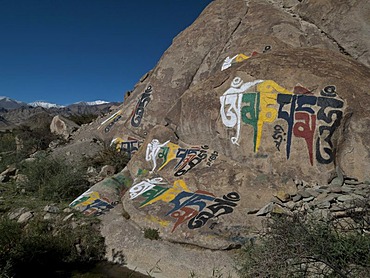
62 0 370 276
50 115 79 139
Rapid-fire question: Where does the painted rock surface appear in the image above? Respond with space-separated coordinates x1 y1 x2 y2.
86 0 370 263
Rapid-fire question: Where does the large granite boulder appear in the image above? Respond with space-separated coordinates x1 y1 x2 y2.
65 0 370 275
50 115 79 139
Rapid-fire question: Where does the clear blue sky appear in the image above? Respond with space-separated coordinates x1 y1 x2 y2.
0 0 213 105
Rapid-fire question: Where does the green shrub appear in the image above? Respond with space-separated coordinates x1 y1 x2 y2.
144 228 160 240
0 216 105 277
15 124 59 153
84 144 129 173
68 114 99 126
0 132 20 172
18 155 90 202
238 209 370 278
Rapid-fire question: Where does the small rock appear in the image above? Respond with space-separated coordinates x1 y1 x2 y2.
44 205 60 213
71 222 78 229
331 211 347 218
8 207 26 220
274 191 290 202
337 195 354 202
349 193 365 200
320 194 339 203
270 196 284 206
344 179 361 185
316 201 331 209
63 213 74 222
306 188 320 197
256 202 274 216
284 201 296 210
75 244 82 255
315 192 328 201
329 186 342 193
17 211 34 223
293 179 303 187
341 185 354 193
330 166 344 186
292 194 302 202
271 204 291 215
297 190 311 198
24 157 36 163
0 166 17 177
354 190 367 196
15 174 28 183
63 208 73 213
302 196 314 202
330 205 346 212
87 166 98 175
98 165 116 177
44 213 52 220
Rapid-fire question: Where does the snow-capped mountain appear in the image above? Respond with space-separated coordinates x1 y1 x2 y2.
0 96 28 110
0 96 118 111
28 101 65 109
73 100 110 106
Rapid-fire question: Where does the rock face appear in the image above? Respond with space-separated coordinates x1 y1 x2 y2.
65 0 370 276
50 115 79 139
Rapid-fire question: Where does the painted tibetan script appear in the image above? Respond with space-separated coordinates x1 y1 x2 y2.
220 78 345 165
131 179 240 232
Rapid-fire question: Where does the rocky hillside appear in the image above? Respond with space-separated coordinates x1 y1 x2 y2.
44 0 370 277
0 101 120 131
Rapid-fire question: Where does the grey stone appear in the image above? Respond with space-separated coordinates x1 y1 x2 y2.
284 201 296 210
292 194 302 202
354 190 368 196
50 115 79 139
315 192 328 201
329 166 344 187
8 207 26 220
321 194 339 203
316 201 331 209
256 202 274 216
44 205 60 213
0 166 17 177
330 186 342 193
302 196 314 202
337 195 354 202
344 179 361 185
15 174 28 183
349 193 365 200
63 213 74 222
99 165 116 177
17 211 34 223
330 205 346 212
341 185 355 193
44 213 52 220
271 196 285 206
274 191 291 202
297 190 311 198
87 166 98 175
306 188 320 197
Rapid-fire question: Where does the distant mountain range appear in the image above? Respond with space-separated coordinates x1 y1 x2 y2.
0 96 121 131
0 96 111 110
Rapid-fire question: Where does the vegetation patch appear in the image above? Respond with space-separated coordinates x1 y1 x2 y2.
238 204 370 278
144 228 160 240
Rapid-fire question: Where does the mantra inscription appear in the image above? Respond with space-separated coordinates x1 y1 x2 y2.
220 78 344 165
